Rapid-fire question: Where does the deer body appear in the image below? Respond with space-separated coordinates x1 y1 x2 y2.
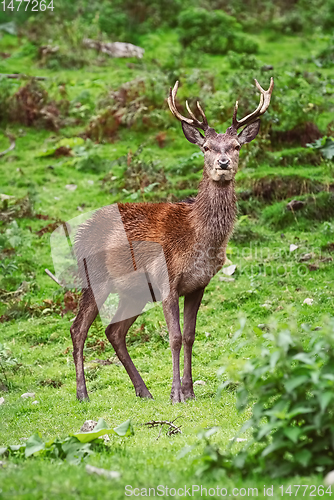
70 78 273 403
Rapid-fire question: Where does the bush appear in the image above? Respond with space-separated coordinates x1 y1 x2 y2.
98 0 185 42
177 8 259 55
85 75 170 141
218 318 334 477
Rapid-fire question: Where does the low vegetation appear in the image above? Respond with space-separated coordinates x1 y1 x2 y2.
1 1 334 498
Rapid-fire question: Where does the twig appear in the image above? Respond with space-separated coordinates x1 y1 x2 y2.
0 73 47 80
143 418 182 439
45 269 63 287
0 134 15 157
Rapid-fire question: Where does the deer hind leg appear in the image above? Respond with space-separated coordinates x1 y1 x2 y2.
182 288 204 400
70 287 102 401
105 299 153 399
162 293 184 403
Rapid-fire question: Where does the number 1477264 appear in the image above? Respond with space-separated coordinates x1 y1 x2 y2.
1 0 54 11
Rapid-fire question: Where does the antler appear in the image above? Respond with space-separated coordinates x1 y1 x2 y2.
167 81 209 132
232 77 274 130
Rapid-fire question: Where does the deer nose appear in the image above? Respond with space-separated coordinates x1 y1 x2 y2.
217 158 230 170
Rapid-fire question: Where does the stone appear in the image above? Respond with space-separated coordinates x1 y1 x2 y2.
85 464 120 479
21 392 35 399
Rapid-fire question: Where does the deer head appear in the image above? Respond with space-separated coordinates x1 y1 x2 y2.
168 78 274 182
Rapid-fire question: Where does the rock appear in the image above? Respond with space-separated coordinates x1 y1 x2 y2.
80 420 110 442
299 252 315 262
205 332 211 338
82 39 144 59
303 298 313 305
325 470 334 486
31 400 39 405
257 324 269 331
0 397 4 405
80 420 98 433
223 265 236 276
65 184 77 191
85 464 121 479
21 392 35 399
308 263 319 271
289 244 299 252
261 64 274 71
320 256 333 263
194 380 206 386
286 200 305 211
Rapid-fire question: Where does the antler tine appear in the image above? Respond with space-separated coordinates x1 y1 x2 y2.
167 81 208 131
196 101 208 125
232 77 274 130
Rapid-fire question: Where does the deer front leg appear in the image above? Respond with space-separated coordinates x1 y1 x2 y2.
182 288 204 400
163 293 183 403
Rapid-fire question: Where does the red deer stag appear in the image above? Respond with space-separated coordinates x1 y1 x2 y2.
70 78 274 403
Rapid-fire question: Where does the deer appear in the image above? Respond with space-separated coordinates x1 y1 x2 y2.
70 78 274 403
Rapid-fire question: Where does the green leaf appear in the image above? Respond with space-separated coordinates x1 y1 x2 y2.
287 406 314 418
114 419 133 437
321 138 334 160
9 445 23 451
177 445 194 459
57 137 84 149
295 449 312 467
258 423 277 440
261 439 287 457
62 437 92 464
319 391 332 412
25 433 45 458
72 419 114 443
277 330 293 350
270 350 280 370
37 148 57 157
283 427 301 443
284 375 308 393
293 353 314 364
253 326 263 336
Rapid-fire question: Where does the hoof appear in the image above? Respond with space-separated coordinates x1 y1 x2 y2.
77 393 90 402
170 387 185 404
182 388 195 401
136 387 154 399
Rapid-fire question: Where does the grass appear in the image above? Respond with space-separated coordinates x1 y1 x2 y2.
0 23 334 500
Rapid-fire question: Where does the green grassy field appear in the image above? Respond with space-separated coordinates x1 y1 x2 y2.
1 17 334 500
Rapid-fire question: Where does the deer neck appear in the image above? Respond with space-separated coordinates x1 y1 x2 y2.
190 173 237 245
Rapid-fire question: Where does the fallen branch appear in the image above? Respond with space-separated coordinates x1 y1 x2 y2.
45 269 63 287
0 133 15 157
143 418 182 439
0 73 47 80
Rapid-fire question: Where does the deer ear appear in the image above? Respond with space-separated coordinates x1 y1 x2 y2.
238 119 260 145
181 121 205 147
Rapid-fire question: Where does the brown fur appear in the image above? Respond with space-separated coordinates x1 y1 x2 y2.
70 87 269 403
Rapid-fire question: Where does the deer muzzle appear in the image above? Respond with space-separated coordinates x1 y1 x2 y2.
217 158 230 170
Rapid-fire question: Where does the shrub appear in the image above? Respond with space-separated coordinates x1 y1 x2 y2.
307 136 334 160
101 146 169 200
85 75 169 141
262 192 334 230
218 318 334 477
177 8 258 55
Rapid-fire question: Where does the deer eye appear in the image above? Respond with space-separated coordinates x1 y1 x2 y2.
235 144 241 151
204 146 210 152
